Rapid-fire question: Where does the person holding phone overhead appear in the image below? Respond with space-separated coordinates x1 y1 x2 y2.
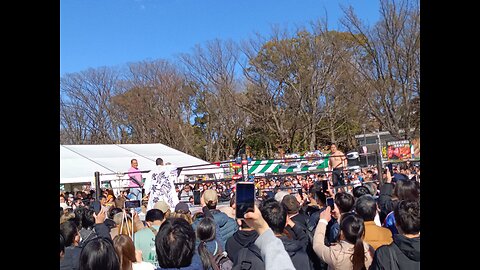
328 143 347 187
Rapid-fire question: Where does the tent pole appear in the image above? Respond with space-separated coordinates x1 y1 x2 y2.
94 171 100 201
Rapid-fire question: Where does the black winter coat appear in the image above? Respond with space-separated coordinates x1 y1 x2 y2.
369 234 420 270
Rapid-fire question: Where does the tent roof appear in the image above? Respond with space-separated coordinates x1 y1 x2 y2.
60 144 222 184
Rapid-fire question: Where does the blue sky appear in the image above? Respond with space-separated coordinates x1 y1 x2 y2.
60 0 380 76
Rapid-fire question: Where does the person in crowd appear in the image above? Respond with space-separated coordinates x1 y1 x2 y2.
60 220 81 269
61 208 111 270
155 217 203 269
274 190 289 203
115 190 128 209
352 186 370 199
105 190 116 209
192 189 238 249
60 209 76 224
282 194 309 232
378 167 420 231
370 200 420 270
196 217 232 270
105 207 123 230
328 143 347 187
134 209 165 267
392 165 409 182
178 184 194 202
354 195 393 250
128 158 144 213
259 198 312 270
313 210 374 270
75 207 101 244
111 210 144 239
113 234 156 270
78 237 120 270
153 200 172 219
172 202 193 224
305 184 327 228
362 182 378 197
225 219 263 269
242 204 296 270
352 186 381 226
219 192 236 219
328 192 356 245
304 185 329 270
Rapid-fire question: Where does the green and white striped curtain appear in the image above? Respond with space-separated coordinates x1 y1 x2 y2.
248 154 330 175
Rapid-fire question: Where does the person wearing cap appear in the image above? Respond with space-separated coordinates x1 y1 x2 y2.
191 189 238 249
172 202 193 224
274 190 289 202
153 200 172 219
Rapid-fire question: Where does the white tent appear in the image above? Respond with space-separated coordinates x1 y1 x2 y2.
60 144 224 185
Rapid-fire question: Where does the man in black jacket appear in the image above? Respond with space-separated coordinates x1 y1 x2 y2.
370 200 420 270
225 220 264 270
260 198 312 270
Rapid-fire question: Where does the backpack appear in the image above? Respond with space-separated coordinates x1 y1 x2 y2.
231 242 265 270
208 240 234 270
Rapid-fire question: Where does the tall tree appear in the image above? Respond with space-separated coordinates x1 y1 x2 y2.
111 60 199 155
179 39 249 161
340 0 420 140
60 67 121 144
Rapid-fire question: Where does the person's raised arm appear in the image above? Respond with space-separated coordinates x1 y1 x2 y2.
312 206 335 266
244 205 295 270
93 208 111 240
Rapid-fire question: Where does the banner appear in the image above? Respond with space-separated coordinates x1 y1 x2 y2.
386 140 412 161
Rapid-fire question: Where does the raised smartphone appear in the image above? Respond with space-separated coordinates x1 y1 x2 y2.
235 182 255 219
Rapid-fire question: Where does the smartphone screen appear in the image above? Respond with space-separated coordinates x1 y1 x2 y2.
235 182 255 219
321 180 328 192
193 190 201 205
124 200 141 209
326 197 335 209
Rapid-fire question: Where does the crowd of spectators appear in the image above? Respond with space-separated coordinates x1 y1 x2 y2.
60 161 420 270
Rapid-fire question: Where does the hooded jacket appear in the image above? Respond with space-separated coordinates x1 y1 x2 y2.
225 230 264 270
370 234 420 270
225 230 259 261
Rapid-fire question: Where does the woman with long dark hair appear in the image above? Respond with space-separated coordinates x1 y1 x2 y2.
196 217 231 270
313 208 374 270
